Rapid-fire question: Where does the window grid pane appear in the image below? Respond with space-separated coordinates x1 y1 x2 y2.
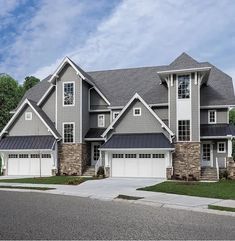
178 75 190 99
93 145 100 161
64 83 74 105
209 111 215 123
178 120 190 141
64 123 74 143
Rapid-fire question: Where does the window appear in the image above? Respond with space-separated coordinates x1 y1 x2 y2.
63 82 74 106
178 75 190 99
217 142 226 153
178 120 190 141
112 154 124 158
98 114 105 127
152 154 165 158
202 143 211 161
8 154 18 158
31 154 40 158
19 154 29 158
113 112 120 120
25 112 32 120
42 154 51 158
139 154 151 158
63 123 74 143
125 154 137 158
208 110 216 124
93 145 100 161
133 108 141 116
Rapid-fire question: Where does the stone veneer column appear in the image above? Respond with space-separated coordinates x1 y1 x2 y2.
59 143 89 175
173 142 201 180
227 157 235 180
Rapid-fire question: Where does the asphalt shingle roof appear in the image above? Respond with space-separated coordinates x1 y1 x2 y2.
85 128 106 139
100 133 173 149
200 124 235 137
0 135 56 150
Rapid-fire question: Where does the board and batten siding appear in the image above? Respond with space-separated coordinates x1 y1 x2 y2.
56 64 81 143
89 112 110 128
41 87 56 123
82 81 90 141
200 109 228 124
8 105 51 136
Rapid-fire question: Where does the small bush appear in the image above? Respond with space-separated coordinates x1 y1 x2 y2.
66 178 83 185
219 170 229 180
96 166 105 178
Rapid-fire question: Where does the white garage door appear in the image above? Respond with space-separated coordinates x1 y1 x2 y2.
111 153 167 178
8 153 53 176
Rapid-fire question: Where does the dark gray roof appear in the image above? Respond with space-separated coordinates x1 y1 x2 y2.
0 135 56 150
200 124 235 137
85 128 106 139
100 133 173 149
28 100 61 139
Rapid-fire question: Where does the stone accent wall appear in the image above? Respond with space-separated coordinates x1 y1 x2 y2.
227 157 235 180
173 142 201 180
59 143 89 175
166 167 173 180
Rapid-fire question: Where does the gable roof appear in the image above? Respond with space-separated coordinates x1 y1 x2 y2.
0 99 61 140
102 93 174 139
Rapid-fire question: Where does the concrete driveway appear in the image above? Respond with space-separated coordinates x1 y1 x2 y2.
74 178 164 200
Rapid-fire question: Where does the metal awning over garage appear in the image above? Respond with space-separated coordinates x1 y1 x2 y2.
0 135 56 150
100 133 174 150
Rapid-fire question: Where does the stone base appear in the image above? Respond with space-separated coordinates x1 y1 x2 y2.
58 143 89 176
227 157 235 180
173 142 201 180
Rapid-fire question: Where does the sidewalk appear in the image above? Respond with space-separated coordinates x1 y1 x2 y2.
0 181 234 216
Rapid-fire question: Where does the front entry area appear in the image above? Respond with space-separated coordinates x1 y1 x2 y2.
201 142 213 167
111 153 168 178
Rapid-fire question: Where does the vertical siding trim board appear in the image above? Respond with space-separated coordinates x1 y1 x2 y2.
80 78 83 143
197 72 200 140
55 80 58 129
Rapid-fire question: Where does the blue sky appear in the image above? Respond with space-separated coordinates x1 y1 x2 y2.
0 0 235 85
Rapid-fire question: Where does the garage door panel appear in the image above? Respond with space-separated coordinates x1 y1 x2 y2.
8 159 19 175
152 158 166 178
125 159 138 177
18 159 31 175
139 158 153 177
112 158 125 177
41 158 53 176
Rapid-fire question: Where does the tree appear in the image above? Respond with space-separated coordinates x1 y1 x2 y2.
0 75 22 131
229 108 235 159
23 76 40 92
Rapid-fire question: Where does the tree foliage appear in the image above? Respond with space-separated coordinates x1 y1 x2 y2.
229 108 235 159
23 76 40 92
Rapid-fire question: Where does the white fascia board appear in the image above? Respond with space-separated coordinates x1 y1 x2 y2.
200 136 233 139
0 149 54 152
84 138 105 141
200 105 235 109
99 148 175 151
157 67 211 74
107 106 124 109
102 93 174 138
37 85 55 106
149 103 168 107
89 109 110 113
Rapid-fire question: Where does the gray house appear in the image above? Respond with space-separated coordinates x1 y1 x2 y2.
0 53 235 180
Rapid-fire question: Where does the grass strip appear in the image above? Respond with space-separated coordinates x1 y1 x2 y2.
208 204 235 212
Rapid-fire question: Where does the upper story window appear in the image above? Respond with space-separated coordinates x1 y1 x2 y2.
178 75 190 99
63 123 74 143
25 112 32 120
178 120 190 141
98 114 105 127
208 110 216 124
133 108 141 116
63 82 75 106
113 111 120 120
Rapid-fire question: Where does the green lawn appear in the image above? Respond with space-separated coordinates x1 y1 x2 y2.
208 204 235 212
138 180 235 199
0 176 95 185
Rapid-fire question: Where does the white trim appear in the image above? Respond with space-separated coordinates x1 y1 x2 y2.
99 148 175 151
98 114 105 128
102 93 174 138
89 109 110 113
149 103 168 107
201 105 235 109
157 67 211 74
208 110 217 124
0 99 60 139
133 107 141 116
108 106 123 109
217 141 226 153
201 136 233 139
228 138 232 157
62 122 75 144
80 78 83 143
25 112 32 120
37 85 54 106
84 138 105 141
112 111 120 120
55 80 58 129
62 81 75 107
197 72 201 140
0 149 55 152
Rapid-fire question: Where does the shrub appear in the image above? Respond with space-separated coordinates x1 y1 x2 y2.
66 178 83 185
219 170 229 180
96 166 105 178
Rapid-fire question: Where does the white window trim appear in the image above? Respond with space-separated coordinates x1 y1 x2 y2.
25 112 32 120
63 81 75 107
177 119 191 142
133 108 141 116
217 141 226 153
177 74 191 100
98 114 105 127
112 111 120 120
208 110 217 124
62 122 75 143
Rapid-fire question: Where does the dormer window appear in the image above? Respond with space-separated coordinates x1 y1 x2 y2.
133 108 141 116
63 82 74 106
208 110 216 124
178 75 190 99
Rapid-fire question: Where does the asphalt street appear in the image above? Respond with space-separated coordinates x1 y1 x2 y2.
0 190 234 240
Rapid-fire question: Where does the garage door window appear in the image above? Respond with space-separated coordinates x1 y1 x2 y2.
42 154 51 158
31 154 40 158
153 154 165 158
19 154 29 158
139 154 151 158
125 154 137 158
112 154 124 158
8 154 18 158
